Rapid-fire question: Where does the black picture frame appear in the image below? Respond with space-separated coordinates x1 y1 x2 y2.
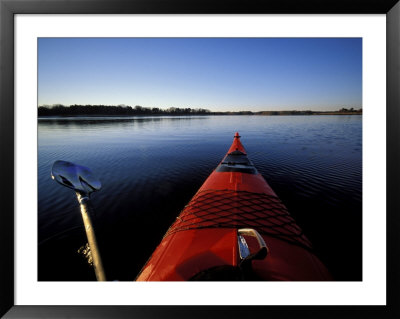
1 0 399 318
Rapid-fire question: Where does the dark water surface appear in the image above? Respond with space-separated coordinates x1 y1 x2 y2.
38 115 362 281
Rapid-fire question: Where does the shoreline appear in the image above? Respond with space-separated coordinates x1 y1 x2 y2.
38 105 362 117
37 112 362 118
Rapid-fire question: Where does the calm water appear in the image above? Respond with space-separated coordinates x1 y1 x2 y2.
38 115 362 281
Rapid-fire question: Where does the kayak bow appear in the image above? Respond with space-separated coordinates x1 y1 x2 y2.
136 132 332 281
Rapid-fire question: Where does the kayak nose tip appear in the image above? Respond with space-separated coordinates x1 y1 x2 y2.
234 132 241 138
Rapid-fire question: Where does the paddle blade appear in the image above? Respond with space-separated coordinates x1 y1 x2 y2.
51 160 101 194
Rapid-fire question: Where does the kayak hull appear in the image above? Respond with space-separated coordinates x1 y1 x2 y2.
136 133 332 281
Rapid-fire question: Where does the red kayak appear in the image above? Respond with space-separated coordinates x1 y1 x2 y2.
136 132 332 281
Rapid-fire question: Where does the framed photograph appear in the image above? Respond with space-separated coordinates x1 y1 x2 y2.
1 0 399 318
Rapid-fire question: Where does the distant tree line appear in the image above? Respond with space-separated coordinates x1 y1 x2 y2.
255 110 314 116
38 104 362 116
338 107 362 113
38 104 211 116
255 109 362 115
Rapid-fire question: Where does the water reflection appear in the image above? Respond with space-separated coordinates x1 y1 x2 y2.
38 115 209 126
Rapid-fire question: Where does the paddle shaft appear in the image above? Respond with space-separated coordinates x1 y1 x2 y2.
76 192 106 281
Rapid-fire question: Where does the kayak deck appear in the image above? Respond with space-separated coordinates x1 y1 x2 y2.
136 132 332 281
165 189 312 251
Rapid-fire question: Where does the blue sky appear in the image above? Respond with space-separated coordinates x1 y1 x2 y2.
38 38 362 111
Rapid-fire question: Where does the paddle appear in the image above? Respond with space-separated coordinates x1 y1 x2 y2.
51 160 106 281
